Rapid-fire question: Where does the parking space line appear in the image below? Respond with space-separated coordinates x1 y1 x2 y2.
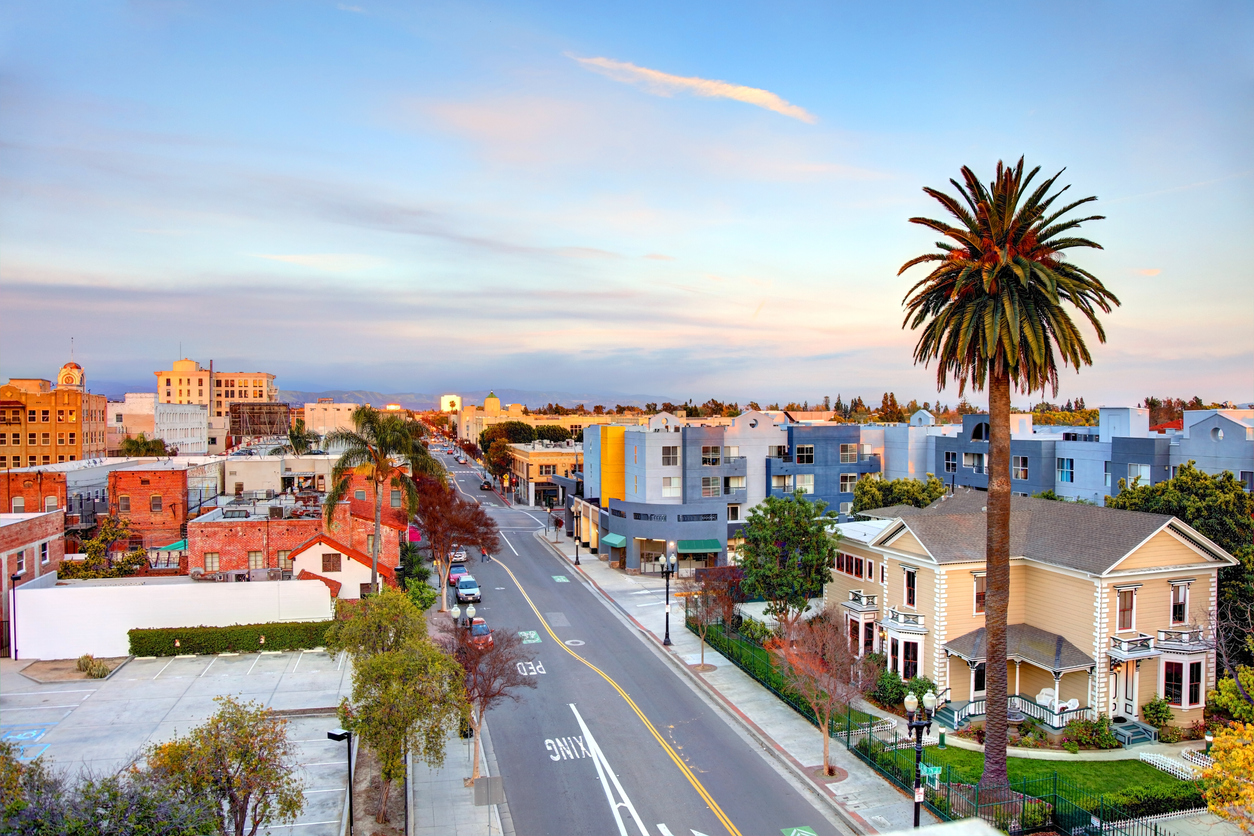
246 654 262 675
200 656 217 677
152 658 176 679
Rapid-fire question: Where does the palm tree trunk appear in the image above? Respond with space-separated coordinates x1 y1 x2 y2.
980 372 1012 788
372 480 382 594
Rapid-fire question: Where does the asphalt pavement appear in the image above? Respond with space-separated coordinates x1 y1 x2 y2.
435 449 850 836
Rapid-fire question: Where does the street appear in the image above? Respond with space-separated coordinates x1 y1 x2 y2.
434 447 849 836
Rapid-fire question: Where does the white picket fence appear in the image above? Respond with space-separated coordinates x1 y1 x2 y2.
1139 752 1200 780
1181 748 1213 770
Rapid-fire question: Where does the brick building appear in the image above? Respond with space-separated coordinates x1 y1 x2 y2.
185 498 405 576
2 510 67 653
1 469 69 515
0 362 108 469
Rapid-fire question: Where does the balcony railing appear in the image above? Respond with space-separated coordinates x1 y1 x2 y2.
952 696 1096 730
884 608 925 629
722 456 746 464
844 589 878 612
1157 627 1206 648
1109 633 1159 660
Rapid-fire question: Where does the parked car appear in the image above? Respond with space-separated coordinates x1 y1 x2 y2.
455 575 481 603
468 617 494 649
480 479 493 491
457 457 467 465
448 564 469 586
449 546 468 563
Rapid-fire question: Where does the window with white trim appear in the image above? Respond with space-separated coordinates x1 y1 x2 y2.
974 574 986 615
771 474 790 490
204 552 220 572
1056 458 1074 483
1170 583 1189 625
40 542 49 565
1104 461 1112 488
1012 456 1028 481
794 474 814 494
795 444 814 464
662 476 681 498
1163 659 1206 708
15 549 26 574
1117 588 1136 631
1128 463 1150 485
662 446 679 466
839 443 858 464
944 451 956 472
248 551 265 570
701 476 720 498
701 446 720 466
904 568 917 608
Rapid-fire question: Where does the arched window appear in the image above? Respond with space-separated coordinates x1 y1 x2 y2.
972 422 990 441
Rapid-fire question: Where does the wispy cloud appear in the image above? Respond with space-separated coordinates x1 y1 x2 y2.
252 253 387 271
1136 268 1162 276
337 4 365 12
568 54 816 124
643 253 675 260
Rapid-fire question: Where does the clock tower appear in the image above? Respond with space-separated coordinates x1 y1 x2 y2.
57 361 85 391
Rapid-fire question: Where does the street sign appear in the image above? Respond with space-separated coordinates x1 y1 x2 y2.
473 776 504 806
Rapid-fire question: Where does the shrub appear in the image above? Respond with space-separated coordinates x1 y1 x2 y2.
1158 725 1183 743
1102 783 1205 818
75 654 94 672
1019 799 1052 830
1141 695 1175 730
1063 714 1121 749
128 621 332 657
737 617 773 645
906 674 938 699
1207 667 1254 723
872 669 908 708
86 660 111 679
1063 740 1080 754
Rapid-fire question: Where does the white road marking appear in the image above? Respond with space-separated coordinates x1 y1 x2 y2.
636 601 665 607
200 656 217 677
152 657 176 679
570 704 648 836
500 533 519 555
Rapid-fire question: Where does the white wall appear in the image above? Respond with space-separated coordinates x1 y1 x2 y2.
291 546 374 599
14 576 332 659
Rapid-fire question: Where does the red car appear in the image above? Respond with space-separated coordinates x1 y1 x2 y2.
468 617 494 650
448 564 469 586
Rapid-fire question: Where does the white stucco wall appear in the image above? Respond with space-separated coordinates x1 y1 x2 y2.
13 575 332 659
290 546 374 599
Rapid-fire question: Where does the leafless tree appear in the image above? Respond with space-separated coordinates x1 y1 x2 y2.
1209 598 1254 709
413 478 500 611
439 627 537 783
767 610 878 776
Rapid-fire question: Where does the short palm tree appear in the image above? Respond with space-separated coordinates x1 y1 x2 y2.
269 418 320 456
119 433 169 457
899 158 1119 787
323 406 445 593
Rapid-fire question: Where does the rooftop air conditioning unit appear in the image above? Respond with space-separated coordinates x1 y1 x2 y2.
269 506 283 519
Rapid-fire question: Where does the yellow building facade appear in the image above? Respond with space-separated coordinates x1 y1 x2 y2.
154 358 277 417
1 362 108 469
505 442 584 507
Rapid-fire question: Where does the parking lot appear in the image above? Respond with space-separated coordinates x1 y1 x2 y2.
1 649 353 835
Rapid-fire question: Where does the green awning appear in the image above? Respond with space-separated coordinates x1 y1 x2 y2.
600 533 627 548
678 539 721 554
154 539 187 551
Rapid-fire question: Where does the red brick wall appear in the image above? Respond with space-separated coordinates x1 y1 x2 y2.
186 516 322 573
0 471 68 514
108 469 188 547
1 510 66 621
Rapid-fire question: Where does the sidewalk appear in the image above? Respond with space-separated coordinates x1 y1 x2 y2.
407 718 508 836
534 531 930 835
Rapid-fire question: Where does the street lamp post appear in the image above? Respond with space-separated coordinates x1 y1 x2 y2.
451 603 462 628
327 728 353 835
661 544 677 646
904 690 937 828
465 603 476 629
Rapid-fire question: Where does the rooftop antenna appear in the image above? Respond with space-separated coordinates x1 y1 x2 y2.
70 336 75 362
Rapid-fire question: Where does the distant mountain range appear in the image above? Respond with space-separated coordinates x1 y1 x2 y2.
278 389 672 410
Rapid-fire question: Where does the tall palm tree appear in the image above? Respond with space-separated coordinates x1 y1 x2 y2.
323 406 446 593
899 158 1118 787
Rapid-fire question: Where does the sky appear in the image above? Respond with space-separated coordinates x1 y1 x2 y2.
2 0 1252 407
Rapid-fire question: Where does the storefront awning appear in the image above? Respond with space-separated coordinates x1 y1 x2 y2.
677 539 720 554
600 533 627 548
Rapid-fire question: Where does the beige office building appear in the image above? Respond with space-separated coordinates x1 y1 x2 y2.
154 359 277 418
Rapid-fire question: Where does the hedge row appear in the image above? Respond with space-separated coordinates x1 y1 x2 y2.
1102 783 1206 819
128 621 332 657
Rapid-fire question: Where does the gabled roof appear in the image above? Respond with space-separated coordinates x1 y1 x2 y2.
863 488 1235 575
290 532 396 583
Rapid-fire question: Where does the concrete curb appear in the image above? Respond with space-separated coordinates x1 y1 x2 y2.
531 530 881 835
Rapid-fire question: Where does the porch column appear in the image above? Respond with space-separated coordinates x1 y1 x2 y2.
1053 671 1062 713
1015 660 1021 696
969 660 977 699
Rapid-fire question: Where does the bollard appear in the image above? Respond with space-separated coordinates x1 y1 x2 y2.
938 727 947 749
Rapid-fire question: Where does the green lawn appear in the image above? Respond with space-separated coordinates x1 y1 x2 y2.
916 745 1186 797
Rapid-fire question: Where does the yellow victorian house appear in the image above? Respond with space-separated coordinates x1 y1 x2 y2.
823 489 1236 743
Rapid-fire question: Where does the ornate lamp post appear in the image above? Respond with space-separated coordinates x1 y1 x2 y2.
661 543 678 646
904 690 937 828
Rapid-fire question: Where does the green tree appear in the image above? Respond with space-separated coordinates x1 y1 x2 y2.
324 585 428 657
533 425 572 443
405 578 438 612
1210 667 1254 724
739 492 840 628
852 474 947 514
146 696 304 836
338 637 465 823
478 420 536 455
119 433 170 457
899 157 1118 787
267 418 320 455
484 439 514 480
58 516 149 579
324 406 445 593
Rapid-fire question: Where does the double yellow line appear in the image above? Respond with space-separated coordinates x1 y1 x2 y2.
493 556 742 836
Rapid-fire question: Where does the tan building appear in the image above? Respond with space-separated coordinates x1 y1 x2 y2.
154 358 277 417
823 489 1237 740
303 401 359 437
456 392 648 445
506 442 583 507
1 362 108 469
